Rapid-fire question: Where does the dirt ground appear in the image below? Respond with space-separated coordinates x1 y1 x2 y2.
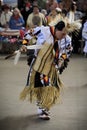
0 54 87 130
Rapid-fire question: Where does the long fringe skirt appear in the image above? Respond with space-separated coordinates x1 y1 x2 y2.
20 42 63 110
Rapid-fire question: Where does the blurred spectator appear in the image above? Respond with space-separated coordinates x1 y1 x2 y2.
57 0 63 10
0 4 12 28
41 9 47 17
67 1 83 23
46 0 58 15
26 5 47 28
32 0 38 6
47 7 62 25
9 7 25 30
67 1 83 54
41 9 48 24
21 0 33 26
82 14 87 57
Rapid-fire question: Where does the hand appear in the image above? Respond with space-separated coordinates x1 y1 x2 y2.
20 45 27 52
16 23 22 26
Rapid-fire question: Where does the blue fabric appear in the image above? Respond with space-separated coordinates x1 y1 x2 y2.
9 16 25 30
57 0 62 3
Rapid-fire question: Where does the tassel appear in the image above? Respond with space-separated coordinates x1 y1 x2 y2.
20 87 30 100
14 50 21 65
20 86 61 109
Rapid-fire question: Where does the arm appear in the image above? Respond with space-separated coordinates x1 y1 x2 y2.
16 17 25 27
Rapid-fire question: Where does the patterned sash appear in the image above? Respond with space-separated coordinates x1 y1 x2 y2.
33 42 54 76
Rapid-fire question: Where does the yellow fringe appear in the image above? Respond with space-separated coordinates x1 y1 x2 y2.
20 87 30 101
20 54 64 109
20 85 61 110
20 65 63 109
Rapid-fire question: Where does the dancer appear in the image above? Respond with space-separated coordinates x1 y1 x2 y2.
20 16 72 120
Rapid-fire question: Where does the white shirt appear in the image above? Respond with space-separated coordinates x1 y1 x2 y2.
1 11 12 26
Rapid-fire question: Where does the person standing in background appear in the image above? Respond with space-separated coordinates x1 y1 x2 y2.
9 7 25 30
67 1 83 54
0 4 12 28
67 1 83 23
46 0 58 15
26 5 47 29
21 0 33 27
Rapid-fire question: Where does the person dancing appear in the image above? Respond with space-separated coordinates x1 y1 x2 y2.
20 16 72 120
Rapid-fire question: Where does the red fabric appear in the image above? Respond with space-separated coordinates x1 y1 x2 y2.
20 29 25 38
13 15 20 20
26 3 31 8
